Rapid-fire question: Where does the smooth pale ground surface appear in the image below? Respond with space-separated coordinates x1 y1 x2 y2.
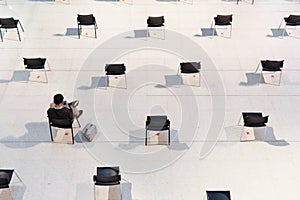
0 0 300 199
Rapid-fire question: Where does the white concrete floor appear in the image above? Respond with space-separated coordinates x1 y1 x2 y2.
0 0 300 199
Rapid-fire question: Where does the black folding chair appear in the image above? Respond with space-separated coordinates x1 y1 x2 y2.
278 15 300 37
145 115 170 145
93 167 122 200
255 60 284 86
238 112 269 141
147 16 165 39
178 62 201 87
0 17 24 42
0 169 23 200
105 64 127 89
23 58 50 83
211 15 232 38
77 14 98 39
48 117 75 144
206 191 231 200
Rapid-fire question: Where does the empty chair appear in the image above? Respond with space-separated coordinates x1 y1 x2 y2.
239 112 269 141
237 0 254 4
0 169 22 200
206 191 231 200
47 117 75 144
211 15 233 38
93 166 122 200
0 17 24 42
256 60 284 86
147 16 165 39
278 15 300 37
145 115 170 145
178 62 201 87
105 63 127 89
23 58 49 83
77 14 98 39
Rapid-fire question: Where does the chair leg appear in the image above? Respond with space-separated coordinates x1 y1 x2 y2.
0 29 3 42
145 129 147 146
14 171 23 184
163 26 165 40
44 68 48 83
94 185 96 200
282 24 286 38
124 74 127 89
18 21 24 32
278 19 283 30
252 0 254 4
212 24 216 37
198 72 201 87
106 75 109 89
78 24 80 39
49 125 54 142
94 25 97 39
237 0 239 5
237 115 242 126
255 62 260 73
278 71 282 86
16 27 21 41
229 24 232 38
168 129 170 145
76 117 81 128
71 127 74 144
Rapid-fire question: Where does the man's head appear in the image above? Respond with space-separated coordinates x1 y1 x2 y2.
53 93 64 105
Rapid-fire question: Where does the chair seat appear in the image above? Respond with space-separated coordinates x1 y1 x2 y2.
0 18 18 29
146 116 169 131
148 24 164 27
207 191 231 200
26 65 45 70
262 67 282 72
106 71 126 75
0 170 13 189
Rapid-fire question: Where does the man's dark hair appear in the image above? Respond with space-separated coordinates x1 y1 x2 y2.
54 94 64 105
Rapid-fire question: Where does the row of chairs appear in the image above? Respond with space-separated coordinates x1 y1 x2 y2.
1 14 299 41
48 110 269 145
0 167 232 200
23 58 284 86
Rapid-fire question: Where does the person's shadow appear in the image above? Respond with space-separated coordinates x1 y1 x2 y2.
0 122 50 148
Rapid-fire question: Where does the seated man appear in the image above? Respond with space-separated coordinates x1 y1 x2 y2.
47 93 82 122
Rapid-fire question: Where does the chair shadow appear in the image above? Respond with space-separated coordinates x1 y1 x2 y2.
164 74 180 87
0 122 50 148
0 70 30 84
118 128 145 150
124 29 148 39
194 28 215 37
74 182 93 200
53 28 79 38
266 28 287 37
239 72 260 86
224 125 289 146
77 76 107 90
10 182 26 200
121 182 133 200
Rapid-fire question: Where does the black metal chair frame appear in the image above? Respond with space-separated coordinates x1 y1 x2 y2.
147 16 165 40
255 60 284 86
93 167 122 200
48 117 79 144
278 15 300 38
23 58 51 83
0 169 23 200
77 14 98 39
145 115 171 145
237 0 254 5
105 64 127 89
0 18 24 42
211 15 233 38
206 190 231 200
238 112 269 141
177 62 201 87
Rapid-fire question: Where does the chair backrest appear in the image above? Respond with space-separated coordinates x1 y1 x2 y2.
261 60 284 71
0 18 17 26
105 64 126 75
77 14 95 25
286 15 300 23
49 118 73 129
180 62 201 73
146 115 169 130
242 112 268 127
0 170 13 189
94 167 121 185
215 15 233 24
147 16 165 26
23 58 46 69
206 191 231 200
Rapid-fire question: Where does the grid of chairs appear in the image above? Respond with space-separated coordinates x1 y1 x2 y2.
0 1 298 199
